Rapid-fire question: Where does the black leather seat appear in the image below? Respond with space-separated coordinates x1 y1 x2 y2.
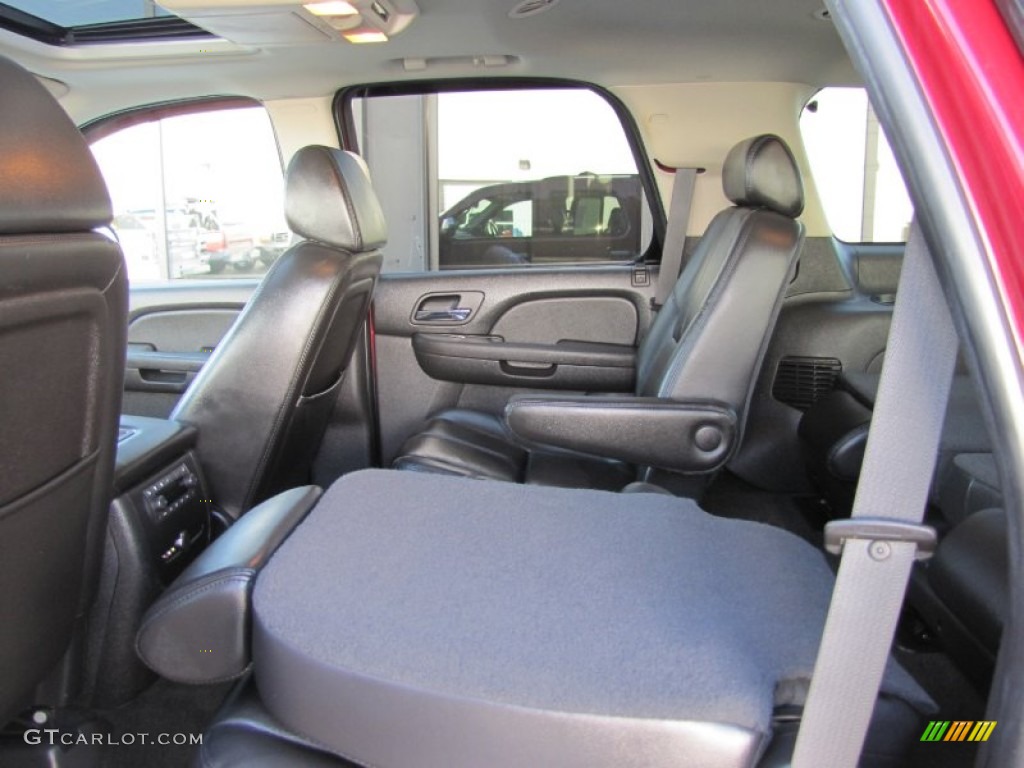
394 134 806 490
929 506 1008 656
937 452 1003 522
908 453 1006 688
196 678 356 768
171 147 385 519
799 372 991 516
0 56 128 724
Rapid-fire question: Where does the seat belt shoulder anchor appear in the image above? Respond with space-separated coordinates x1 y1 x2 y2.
824 517 937 560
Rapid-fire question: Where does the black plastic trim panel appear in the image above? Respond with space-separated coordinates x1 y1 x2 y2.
114 415 198 495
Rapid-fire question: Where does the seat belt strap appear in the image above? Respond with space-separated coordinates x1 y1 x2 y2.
792 220 959 767
653 166 698 309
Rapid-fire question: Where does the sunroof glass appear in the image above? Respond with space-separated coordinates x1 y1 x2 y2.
2 0 171 27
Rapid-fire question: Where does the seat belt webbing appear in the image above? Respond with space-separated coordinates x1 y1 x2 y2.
792 220 959 767
653 167 698 309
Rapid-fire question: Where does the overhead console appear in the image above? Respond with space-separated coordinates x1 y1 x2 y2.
157 0 420 45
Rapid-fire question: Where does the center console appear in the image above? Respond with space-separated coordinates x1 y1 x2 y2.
85 415 218 706
114 415 212 581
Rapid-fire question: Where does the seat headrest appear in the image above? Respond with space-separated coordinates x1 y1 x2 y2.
722 134 804 218
0 56 112 235
284 146 387 252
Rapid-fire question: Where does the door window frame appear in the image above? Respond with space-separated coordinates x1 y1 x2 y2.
333 78 666 267
82 95 267 145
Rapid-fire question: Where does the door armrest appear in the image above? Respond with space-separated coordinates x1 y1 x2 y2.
412 333 636 391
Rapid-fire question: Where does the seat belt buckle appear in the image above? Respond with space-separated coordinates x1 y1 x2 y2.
824 517 937 561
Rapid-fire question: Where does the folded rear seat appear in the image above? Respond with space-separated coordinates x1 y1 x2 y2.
909 453 1007 688
936 452 1003 522
928 507 1008 656
136 469 936 766
802 365 1006 688
799 372 991 518
243 469 931 767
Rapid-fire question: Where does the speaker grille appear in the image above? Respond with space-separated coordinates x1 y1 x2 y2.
772 356 842 410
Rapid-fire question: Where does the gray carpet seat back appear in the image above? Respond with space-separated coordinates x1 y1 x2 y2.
252 469 932 768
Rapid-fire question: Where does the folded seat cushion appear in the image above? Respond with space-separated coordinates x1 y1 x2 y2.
253 469 931 768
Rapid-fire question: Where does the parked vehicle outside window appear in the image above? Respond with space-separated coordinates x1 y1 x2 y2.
89 104 290 283
348 87 653 272
439 173 642 268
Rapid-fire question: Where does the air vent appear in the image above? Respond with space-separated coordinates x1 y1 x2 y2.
772 356 842 411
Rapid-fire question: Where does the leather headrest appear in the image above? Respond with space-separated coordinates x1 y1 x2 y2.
285 146 387 252
722 134 804 218
0 56 112 234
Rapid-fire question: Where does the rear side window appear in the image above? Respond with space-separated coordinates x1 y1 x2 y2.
799 87 914 243
346 86 653 273
89 103 289 283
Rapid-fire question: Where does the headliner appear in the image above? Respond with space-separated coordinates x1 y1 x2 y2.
0 0 858 119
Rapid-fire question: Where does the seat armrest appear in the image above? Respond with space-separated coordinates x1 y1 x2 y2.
136 485 322 684
505 395 737 473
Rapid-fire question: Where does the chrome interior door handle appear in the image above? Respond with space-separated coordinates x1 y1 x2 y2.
414 307 472 322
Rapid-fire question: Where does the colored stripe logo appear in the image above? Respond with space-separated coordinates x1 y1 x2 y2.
920 721 997 742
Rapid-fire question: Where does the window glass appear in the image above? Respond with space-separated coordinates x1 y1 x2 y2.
350 88 652 272
90 105 289 283
3 0 171 27
799 87 914 242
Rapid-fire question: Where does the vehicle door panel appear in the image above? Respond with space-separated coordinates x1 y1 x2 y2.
123 278 378 487
372 266 656 464
123 281 258 417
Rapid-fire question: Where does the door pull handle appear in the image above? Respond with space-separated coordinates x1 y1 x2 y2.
414 307 472 322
